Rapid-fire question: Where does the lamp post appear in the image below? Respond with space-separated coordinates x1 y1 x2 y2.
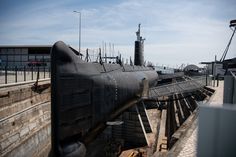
73 11 81 53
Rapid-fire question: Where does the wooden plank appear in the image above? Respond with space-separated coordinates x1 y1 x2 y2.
156 109 167 152
173 97 180 128
174 94 185 125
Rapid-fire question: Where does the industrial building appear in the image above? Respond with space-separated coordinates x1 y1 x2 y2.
0 45 51 68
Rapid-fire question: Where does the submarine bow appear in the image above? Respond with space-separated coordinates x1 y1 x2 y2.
51 27 158 156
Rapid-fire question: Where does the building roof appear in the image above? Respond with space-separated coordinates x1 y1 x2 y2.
223 57 236 63
184 64 200 71
0 45 52 48
200 57 236 64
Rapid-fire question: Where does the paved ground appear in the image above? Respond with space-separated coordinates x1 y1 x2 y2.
177 127 198 157
208 81 224 106
177 80 224 157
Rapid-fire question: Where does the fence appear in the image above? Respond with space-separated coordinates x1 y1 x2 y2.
0 66 50 84
191 75 212 86
149 76 211 98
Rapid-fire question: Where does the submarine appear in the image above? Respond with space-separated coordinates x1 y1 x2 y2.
51 24 158 156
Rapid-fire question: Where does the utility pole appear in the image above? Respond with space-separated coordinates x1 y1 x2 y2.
73 11 81 53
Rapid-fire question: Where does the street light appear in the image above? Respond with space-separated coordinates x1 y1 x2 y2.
73 11 81 53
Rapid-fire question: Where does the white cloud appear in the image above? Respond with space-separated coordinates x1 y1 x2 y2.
0 0 235 66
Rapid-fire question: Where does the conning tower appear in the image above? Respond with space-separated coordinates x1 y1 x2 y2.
134 24 145 66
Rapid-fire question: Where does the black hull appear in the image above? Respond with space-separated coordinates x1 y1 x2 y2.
51 41 158 156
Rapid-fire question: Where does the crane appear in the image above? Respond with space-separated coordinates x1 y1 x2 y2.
220 19 236 62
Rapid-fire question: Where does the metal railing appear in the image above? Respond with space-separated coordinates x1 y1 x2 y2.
149 76 212 98
0 66 50 84
190 75 212 86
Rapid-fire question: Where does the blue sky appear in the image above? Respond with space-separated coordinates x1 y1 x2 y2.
0 0 235 67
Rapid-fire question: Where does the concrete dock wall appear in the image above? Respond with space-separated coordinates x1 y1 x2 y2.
0 82 51 157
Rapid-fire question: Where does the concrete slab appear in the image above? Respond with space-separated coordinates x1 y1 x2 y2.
208 80 224 107
175 81 224 157
177 127 198 157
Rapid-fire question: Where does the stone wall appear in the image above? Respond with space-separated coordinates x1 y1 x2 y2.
0 82 51 157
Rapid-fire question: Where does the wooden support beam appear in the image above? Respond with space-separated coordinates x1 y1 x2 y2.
135 104 150 146
141 101 153 132
156 109 167 152
166 95 178 149
178 94 191 119
174 94 185 125
173 97 180 128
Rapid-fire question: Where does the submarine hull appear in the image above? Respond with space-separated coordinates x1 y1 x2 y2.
51 41 158 156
